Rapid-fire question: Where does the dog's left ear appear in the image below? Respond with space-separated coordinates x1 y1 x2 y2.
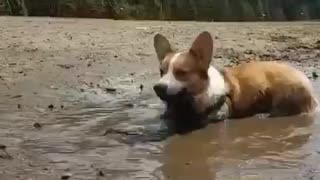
189 31 214 70
154 33 173 62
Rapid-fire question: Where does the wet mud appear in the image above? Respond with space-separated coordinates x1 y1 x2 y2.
0 17 320 180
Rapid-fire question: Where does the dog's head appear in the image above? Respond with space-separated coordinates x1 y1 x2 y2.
153 31 214 103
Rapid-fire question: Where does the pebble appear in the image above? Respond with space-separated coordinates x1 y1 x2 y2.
97 169 105 177
312 71 319 79
50 85 58 90
0 144 6 149
139 84 144 91
33 122 42 129
48 104 54 110
106 87 117 93
57 64 75 69
11 95 22 99
61 173 72 180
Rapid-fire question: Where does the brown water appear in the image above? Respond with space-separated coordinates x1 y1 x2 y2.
1 76 320 180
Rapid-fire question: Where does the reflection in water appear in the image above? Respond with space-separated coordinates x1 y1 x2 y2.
162 115 316 180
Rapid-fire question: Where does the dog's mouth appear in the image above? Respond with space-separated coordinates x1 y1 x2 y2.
155 88 191 104
154 87 218 135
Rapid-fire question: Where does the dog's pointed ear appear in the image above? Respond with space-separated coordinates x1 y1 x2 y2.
189 31 214 69
154 33 173 62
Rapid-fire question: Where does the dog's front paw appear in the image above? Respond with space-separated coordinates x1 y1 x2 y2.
207 102 230 122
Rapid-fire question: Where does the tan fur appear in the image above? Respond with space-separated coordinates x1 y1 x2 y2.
154 32 213 97
223 61 318 118
160 52 209 96
153 31 318 119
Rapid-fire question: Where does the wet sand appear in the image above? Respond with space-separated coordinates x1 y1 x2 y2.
0 16 320 180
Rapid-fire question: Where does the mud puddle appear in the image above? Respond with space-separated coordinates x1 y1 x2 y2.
1 17 320 180
1 73 320 180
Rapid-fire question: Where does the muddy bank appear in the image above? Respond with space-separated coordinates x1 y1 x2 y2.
0 17 320 179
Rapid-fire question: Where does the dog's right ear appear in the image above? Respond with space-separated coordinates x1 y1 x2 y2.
154 33 173 62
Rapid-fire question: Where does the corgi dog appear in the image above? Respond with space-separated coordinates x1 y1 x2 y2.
153 31 318 122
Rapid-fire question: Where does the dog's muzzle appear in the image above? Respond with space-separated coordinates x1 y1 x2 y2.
153 84 169 101
153 83 189 103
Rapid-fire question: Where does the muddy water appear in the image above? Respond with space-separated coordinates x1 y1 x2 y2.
1 75 320 180
1 17 320 180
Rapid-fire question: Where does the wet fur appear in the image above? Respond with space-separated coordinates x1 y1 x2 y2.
223 61 318 118
153 31 318 129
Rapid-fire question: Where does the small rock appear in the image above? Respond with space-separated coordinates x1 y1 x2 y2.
28 162 39 167
0 145 13 160
11 95 22 99
57 64 75 69
8 63 17 66
17 104 22 109
61 173 72 180
50 85 58 90
312 72 319 79
0 144 6 150
139 84 144 91
114 55 118 58
87 62 92 67
97 169 105 177
48 104 54 110
80 88 85 92
0 151 13 160
33 122 42 129
244 49 255 55
61 105 64 109
106 87 117 93
124 103 134 108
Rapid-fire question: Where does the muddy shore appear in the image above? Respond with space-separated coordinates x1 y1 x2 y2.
0 17 320 180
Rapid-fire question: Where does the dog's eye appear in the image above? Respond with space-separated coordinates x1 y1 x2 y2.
160 69 164 77
175 69 187 77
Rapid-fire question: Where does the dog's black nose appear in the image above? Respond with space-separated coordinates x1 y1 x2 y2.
153 84 168 100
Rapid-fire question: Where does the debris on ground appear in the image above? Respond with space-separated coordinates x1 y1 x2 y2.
61 173 72 180
0 145 13 160
48 104 54 110
105 87 117 93
57 64 75 69
33 122 42 129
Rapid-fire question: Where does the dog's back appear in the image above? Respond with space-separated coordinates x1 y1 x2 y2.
224 61 318 118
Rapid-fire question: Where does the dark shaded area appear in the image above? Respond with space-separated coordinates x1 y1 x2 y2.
1 0 320 21
160 92 208 134
159 90 227 134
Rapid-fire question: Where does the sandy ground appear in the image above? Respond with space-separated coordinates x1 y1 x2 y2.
0 16 320 180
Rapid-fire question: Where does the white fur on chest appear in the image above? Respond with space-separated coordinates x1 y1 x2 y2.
194 65 227 112
207 66 227 98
